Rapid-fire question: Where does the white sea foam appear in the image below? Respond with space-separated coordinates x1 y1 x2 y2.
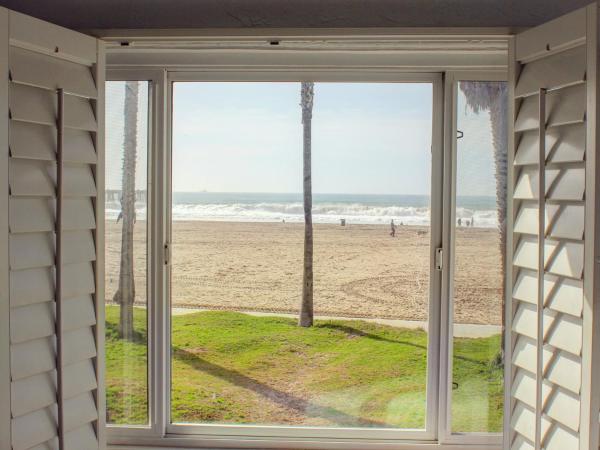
106 195 499 228
168 202 498 227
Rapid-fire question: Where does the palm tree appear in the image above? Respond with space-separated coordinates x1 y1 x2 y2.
299 82 315 327
114 81 139 340
459 81 508 355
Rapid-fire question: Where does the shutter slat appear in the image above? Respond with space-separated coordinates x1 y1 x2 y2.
10 120 96 163
9 46 97 98
513 270 538 305
515 84 586 132
63 327 97 366
63 198 96 230
545 240 584 279
64 423 98 450
9 232 54 271
11 406 57 450
512 371 540 408
547 167 585 201
11 359 97 419
511 403 536 443
548 204 585 240
62 262 95 299
9 159 97 197
513 236 539 270
9 197 96 233
543 424 579 450
515 45 586 98
513 167 560 199
11 327 96 381
64 164 97 197
514 203 584 240
512 302 538 340
63 295 96 332
9 158 54 197
546 351 582 394
512 434 535 450
63 230 96 265
545 388 580 432
10 302 54 344
63 391 98 433
9 197 54 233
10 267 54 308
10 337 55 381
512 335 538 374
546 314 583 355
9 120 55 161
545 276 583 317
515 124 585 165
10 296 96 344
63 359 97 400
9 83 97 131
11 371 55 419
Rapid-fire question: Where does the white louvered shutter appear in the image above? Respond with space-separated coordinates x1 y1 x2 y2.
1 8 105 450
507 4 600 450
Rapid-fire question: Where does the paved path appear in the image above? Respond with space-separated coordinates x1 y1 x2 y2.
171 307 501 338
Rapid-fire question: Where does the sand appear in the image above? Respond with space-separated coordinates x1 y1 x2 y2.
106 221 503 326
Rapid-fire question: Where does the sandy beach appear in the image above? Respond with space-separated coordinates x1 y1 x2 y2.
106 221 503 325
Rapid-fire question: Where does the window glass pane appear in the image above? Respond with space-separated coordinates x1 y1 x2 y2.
451 81 507 433
105 81 150 425
311 83 432 429
170 82 433 429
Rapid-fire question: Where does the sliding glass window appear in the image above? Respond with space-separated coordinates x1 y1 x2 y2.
169 81 437 434
450 80 507 433
105 81 151 425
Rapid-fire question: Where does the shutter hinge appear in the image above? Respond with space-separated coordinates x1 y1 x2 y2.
435 248 443 271
164 242 171 266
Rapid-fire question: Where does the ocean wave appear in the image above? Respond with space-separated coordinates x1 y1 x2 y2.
167 202 498 228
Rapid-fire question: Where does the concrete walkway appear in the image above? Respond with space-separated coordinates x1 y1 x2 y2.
171 307 501 338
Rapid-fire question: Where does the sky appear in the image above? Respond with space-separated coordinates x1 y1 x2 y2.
172 82 434 196
105 81 149 191
105 80 498 197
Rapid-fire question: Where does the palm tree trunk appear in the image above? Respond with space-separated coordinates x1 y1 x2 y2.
459 81 508 357
299 82 314 327
114 81 139 340
488 89 508 354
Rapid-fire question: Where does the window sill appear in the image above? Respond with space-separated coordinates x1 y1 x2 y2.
108 436 502 450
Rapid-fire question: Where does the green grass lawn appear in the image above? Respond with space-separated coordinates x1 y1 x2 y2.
106 306 502 431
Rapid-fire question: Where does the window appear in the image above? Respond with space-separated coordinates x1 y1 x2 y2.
450 80 507 433
104 69 508 448
169 81 436 433
105 81 150 425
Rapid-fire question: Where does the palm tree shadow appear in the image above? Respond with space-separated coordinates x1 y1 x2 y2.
173 346 389 428
317 323 428 350
106 320 146 343
317 323 488 367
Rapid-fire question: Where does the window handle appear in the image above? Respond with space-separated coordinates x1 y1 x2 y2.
435 248 443 271
164 242 171 266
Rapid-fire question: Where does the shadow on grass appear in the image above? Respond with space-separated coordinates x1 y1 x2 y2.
318 323 489 367
106 320 146 343
173 346 389 427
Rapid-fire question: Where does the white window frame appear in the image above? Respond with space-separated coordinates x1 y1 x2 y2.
438 71 508 448
103 35 509 450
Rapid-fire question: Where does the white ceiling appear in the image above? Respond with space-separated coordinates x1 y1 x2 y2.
0 0 593 30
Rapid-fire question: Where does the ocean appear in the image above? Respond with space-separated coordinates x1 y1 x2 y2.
107 192 498 228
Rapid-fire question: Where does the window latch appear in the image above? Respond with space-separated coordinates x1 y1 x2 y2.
164 242 171 266
435 248 443 271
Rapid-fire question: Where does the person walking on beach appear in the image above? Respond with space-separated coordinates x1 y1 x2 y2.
390 219 396 237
